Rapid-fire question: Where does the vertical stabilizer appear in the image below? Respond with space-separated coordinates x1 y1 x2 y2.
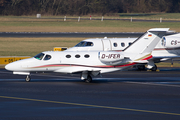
124 28 169 54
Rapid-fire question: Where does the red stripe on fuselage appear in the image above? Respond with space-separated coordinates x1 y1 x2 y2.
31 55 152 69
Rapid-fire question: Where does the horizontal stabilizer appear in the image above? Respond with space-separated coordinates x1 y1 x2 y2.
148 28 170 32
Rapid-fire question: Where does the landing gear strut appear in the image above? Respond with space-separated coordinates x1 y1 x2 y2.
25 75 31 82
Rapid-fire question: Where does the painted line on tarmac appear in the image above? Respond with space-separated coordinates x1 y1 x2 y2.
0 95 180 116
126 82 180 88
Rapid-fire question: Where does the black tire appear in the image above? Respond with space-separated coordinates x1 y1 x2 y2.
84 75 92 83
151 65 157 71
25 76 31 82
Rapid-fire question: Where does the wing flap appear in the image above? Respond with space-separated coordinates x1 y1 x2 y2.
132 60 149 64
54 67 100 74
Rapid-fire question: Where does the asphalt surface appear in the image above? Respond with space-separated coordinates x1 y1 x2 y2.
0 68 180 120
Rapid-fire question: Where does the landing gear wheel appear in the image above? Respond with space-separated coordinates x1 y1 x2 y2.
84 75 92 83
151 65 157 71
25 76 31 82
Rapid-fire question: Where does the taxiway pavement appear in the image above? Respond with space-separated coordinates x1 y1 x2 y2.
0 32 175 38
0 68 180 120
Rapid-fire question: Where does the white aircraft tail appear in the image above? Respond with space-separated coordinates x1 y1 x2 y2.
124 28 169 54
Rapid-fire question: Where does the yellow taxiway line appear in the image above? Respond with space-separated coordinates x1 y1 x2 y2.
0 95 180 116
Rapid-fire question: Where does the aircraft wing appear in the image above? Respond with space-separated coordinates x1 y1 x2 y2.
153 56 180 58
54 67 100 74
152 56 180 63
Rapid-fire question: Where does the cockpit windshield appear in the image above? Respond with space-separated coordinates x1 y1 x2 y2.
34 53 52 60
75 41 93 47
34 53 45 60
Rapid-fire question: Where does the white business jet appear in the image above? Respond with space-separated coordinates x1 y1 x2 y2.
67 33 180 71
5 28 169 83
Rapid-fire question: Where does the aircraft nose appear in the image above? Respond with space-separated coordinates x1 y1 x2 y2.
5 63 14 71
5 62 20 71
5 58 34 71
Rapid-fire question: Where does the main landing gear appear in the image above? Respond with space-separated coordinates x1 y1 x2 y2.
84 75 92 83
137 60 158 71
150 64 157 71
81 72 93 83
25 75 31 82
137 64 157 71
147 60 157 71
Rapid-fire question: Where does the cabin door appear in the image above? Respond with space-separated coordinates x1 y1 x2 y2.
102 39 111 51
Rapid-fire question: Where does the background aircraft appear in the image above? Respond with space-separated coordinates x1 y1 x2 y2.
67 33 180 71
5 28 169 82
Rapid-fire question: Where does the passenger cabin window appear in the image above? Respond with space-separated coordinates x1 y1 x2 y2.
34 53 45 60
75 54 80 58
66 55 71 58
113 43 118 47
44 55 51 60
121 42 125 47
75 41 93 47
84 54 90 58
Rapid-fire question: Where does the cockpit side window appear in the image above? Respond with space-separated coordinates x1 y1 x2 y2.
44 54 51 60
86 42 93 46
75 41 93 47
34 53 45 60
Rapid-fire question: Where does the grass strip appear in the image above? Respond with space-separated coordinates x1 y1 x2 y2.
0 37 85 56
0 16 180 32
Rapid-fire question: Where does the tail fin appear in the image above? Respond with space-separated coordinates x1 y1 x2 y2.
124 28 169 54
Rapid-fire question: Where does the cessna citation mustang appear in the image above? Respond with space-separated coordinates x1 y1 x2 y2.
67 33 180 71
5 28 169 83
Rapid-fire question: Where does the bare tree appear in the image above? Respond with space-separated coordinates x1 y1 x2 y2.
0 0 179 16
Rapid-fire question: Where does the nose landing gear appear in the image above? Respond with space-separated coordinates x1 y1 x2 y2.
25 75 31 82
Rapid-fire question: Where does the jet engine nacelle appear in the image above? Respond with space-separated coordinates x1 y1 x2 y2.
162 36 180 48
98 52 124 64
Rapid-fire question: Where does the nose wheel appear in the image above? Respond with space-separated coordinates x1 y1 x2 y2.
25 75 31 82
